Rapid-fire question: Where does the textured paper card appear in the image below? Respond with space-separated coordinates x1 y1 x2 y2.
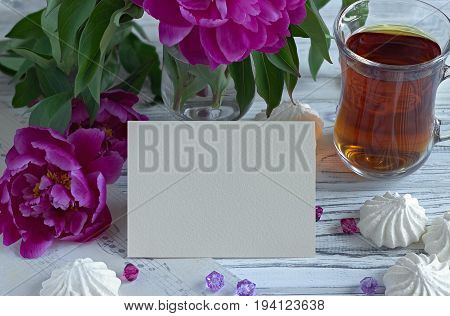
128 121 316 258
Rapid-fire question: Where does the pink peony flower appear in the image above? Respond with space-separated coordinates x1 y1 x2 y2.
69 90 148 184
0 127 112 258
132 0 307 68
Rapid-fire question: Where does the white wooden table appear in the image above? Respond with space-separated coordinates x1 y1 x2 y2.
1 0 449 295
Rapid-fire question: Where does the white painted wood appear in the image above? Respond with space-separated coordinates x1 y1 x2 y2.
0 0 449 295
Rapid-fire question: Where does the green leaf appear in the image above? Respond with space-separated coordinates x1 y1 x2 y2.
88 69 102 104
289 25 309 38
0 39 27 54
296 0 332 64
119 33 161 98
6 10 45 39
11 47 54 68
342 0 359 8
41 2 62 65
29 92 73 134
109 21 133 48
178 77 208 107
12 68 42 108
162 47 209 110
193 65 230 108
45 0 63 16
0 65 15 77
11 59 34 82
75 0 125 96
341 0 369 28
100 2 133 56
229 58 255 118
35 66 72 97
113 65 150 94
314 0 332 9
101 51 120 91
308 41 326 80
194 66 228 93
58 0 97 73
115 3 144 24
131 21 150 42
149 63 162 102
266 43 300 77
119 33 144 73
24 37 53 56
86 2 136 99
0 57 25 72
81 90 100 125
284 37 300 102
252 52 284 116
163 47 180 86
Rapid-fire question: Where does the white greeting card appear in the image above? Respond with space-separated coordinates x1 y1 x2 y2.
128 121 316 258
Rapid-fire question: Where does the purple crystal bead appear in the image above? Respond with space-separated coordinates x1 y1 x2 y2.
341 218 359 234
123 263 139 282
236 279 256 296
316 206 324 222
205 271 224 291
360 277 378 296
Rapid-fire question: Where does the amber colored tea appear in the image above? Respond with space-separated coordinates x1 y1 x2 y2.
334 26 442 174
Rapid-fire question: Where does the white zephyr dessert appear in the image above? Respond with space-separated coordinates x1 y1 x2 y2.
383 253 450 296
358 192 427 248
40 258 121 296
422 212 450 263
254 100 324 140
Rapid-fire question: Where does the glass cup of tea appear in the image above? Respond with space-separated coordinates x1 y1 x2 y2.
334 0 450 179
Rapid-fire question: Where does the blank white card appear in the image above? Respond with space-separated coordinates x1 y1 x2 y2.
128 121 315 258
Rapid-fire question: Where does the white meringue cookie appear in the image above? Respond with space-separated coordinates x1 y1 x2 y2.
254 100 324 140
423 212 450 263
40 258 121 296
358 192 427 248
383 253 450 296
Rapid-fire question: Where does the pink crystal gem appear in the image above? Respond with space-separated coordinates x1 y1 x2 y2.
205 271 224 291
236 279 256 296
341 218 359 234
123 263 139 282
316 206 324 222
360 277 378 296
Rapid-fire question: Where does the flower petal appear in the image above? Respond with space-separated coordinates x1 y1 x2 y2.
89 172 107 224
179 27 210 65
88 151 125 185
101 90 140 108
70 170 94 208
1 223 21 246
143 0 190 27
50 184 72 210
14 128 72 155
69 211 88 236
62 205 111 242
159 23 193 46
31 142 81 171
70 98 90 126
67 128 105 168
20 232 53 259
6 152 46 171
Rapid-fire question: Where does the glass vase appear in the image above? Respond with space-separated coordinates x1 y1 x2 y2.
161 46 249 121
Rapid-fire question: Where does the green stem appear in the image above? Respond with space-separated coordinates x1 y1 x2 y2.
172 86 183 113
211 90 223 109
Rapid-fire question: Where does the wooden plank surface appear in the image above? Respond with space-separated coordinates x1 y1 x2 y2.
1 0 449 295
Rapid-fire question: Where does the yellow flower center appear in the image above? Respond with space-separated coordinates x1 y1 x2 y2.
33 183 40 198
46 171 71 190
105 128 113 138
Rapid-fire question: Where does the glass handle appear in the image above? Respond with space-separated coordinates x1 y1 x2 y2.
435 65 450 143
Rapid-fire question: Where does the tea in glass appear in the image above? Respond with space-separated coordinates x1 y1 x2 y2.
334 25 442 174
334 0 450 179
